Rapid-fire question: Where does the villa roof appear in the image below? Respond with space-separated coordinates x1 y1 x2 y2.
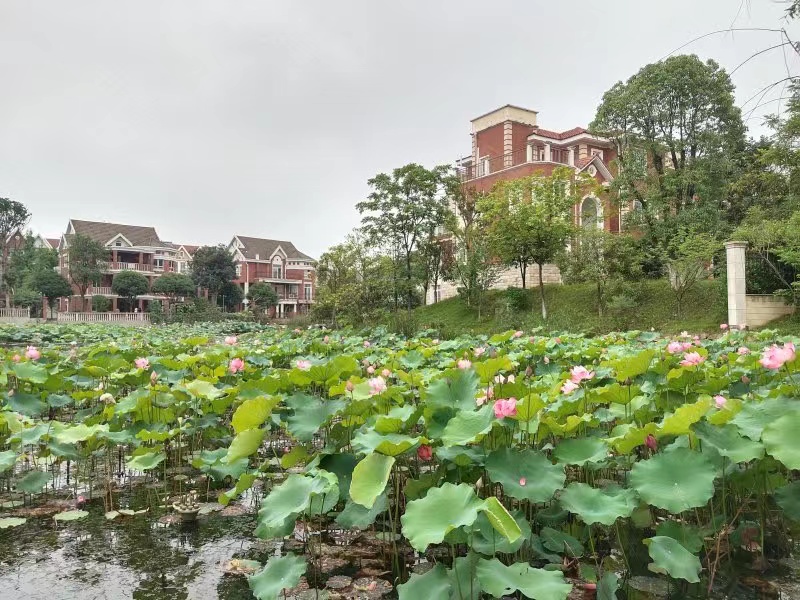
531 126 589 141
234 235 314 262
67 219 167 247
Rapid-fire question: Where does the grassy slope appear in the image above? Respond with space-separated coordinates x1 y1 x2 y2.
416 279 730 336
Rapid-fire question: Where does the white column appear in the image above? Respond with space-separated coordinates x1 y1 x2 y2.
544 143 551 162
567 147 575 167
725 241 748 328
526 144 533 163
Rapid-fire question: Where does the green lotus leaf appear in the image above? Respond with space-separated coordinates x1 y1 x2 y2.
762 412 800 469
775 481 800 522
482 496 522 545
476 558 572 600
553 437 608 466
248 554 307 600
126 451 166 471
336 493 388 530
606 422 658 454
441 405 494 447
318 453 358 500
397 564 450 600
486 448 565 503
54 509 89 522
559 483 638 525
52 423 108 444
540 527 584 557
0 517 26 529
447 553 482 600
655 520 704 553
515 393 544 422
46 394 73 408
693 421 764 463
231 396 280 434
0 450 17 472
605 349 655 382
350 430 420 456
6 392 46 417
184 379 224 399
285 394 345 442
224 428 265 464
658 397 711 437
424 368 480 412
470 508 531 555
474 356 513 384
13 362 48 384
731 398 795 440
350 452 394 509
597 571 620 600
644 536 702 583
219 472 257 505
306 469 339 516
47 441 84 461
629 448 716 513
255 473 331 539
401 483 484 552
16 469 51 493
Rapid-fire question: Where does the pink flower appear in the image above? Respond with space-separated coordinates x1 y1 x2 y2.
645 434 658 451
714 395 727 409
323 335 330 344
293 328 301 334
25 346 40 360
476 385 495 405
476 395 487 406
367 365 376 375
493 398 517 419
362 358 370 366
417 445 433 461
474 347 485 357
224 336 237 345
368 376 387 396
561 380 579 394
720 324 729 331
134 357 150 370
570 366 595 383
457 359 472 370
742 375 751 384
345 381 354 392
679 352 705 367
529 336 536 344
12 354 20 363
295 359 312 371
737 346 751 356
519 477 526 486
693 335 700 341
554 337 562 344
381 368 391 378
363 340 371 348
513 330 523 339
667 341 684 354
759 342 796 370
150 370 159 384
229 358 245 373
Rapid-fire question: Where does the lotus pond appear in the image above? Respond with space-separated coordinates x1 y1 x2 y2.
0 323 798 599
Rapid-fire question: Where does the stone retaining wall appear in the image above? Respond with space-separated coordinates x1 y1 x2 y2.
427 263 562 304
745 294 795 327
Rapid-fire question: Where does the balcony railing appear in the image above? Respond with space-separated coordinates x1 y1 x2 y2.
57 312 151 325
90 286 115 296
457 146 574 181
107 262 151 272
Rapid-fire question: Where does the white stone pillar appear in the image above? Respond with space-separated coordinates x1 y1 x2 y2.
544 143 551 162
567 147 575 167
526 144 533 163
725 241 748 328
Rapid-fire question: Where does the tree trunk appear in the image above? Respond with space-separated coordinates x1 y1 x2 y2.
406 253 413 311
597 281 603 317
538 263 547 320
520 263 527 289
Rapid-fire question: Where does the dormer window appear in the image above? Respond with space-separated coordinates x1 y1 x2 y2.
272 258 283 279
115 241 122 247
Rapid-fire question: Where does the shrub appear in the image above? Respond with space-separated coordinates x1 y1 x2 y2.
505 287 531 312
92 295 111 312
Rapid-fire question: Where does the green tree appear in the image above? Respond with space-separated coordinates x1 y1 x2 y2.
559 229 642 316
357 163 451 310
219 280 244 311
30 270 72 316
666 233 720 317
190 245 237 305
67 234 108 312
5 234 58 302
112 270 149 311
480 167 594 318
247 282 279 314
0 199 32 307
92 295 111 312
152 272 196 309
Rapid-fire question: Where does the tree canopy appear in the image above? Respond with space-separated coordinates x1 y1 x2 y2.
67 234 108 311
152 272 196 300
191 245 237 304
112 270 149 309
247 282 279 312
0 199 32 306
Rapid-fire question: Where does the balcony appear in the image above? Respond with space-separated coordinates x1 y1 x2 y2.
458 146 573 182
89 286 116 296
107 262 152 273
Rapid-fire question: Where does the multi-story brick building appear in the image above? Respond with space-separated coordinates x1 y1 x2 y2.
429 105 619 304
227 235 315 318
56 219 179 312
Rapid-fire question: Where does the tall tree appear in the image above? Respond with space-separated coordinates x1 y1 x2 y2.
67 234 108 312
190 245 237 305
247 282 279 314
152 272 196 310
30 270 72 317
0 198 31 307
5 234 58 302
112 270 149 311
357 163 451 310
218 280 244 311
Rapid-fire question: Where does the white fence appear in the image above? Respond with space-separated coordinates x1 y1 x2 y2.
0 307 33 324
57 312 151 326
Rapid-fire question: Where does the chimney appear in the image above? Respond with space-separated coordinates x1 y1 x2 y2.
255 254 260 260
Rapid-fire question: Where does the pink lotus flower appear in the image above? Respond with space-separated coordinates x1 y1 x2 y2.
367 365 376 375
476 386 494 405
742 375 751 384
295 359 312 371
134 357 150 370
759 342 796 370
25 346 40 360
513 330 523 339
323 335 330 344
529 336 536 344
381 368 391 378
570 366 595 383
12 354 20 363
293 328 301 334
224 336 237 345
417 445 433 461
519 477 526 486
645 434 658 451
493 398 517 419
554 337 562 344
679 352 705 367
229 358 245 373
474 347 485 357
693 335 700 341
345 381 354 392
363 340 371 348
561 380 579 394
150 370 159 384
368 376 387 396
720 324 729 330
667 341 692 354
737 347 750 356
714 395 727 409
457 359 472 370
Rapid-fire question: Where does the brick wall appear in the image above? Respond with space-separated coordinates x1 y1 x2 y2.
426 263 562 304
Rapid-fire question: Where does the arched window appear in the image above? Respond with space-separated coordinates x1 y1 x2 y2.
581 197 602 229
272 257 283 279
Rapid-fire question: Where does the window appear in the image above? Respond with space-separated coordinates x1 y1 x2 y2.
581 197 602 229
114 241 123 247
272 260 283 279
235 264 242 277
304 284 312 300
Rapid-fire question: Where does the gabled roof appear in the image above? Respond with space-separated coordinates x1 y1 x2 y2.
178 244 199 256
46 238 60 249
575 153 614 182
531 127 588 140
233 235 314 262
66 219 167 248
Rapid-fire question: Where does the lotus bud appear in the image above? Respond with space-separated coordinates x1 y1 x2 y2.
741 375 750 384
100 393 115 405
345 381 354 393
645 434 658 452
525 365 533 378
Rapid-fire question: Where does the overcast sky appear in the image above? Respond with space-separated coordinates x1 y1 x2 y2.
1 1 798 257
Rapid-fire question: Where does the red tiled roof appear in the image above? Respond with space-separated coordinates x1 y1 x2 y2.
575 156 594 168
180 244 200 255
46 238 60 249
531 126 589 140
